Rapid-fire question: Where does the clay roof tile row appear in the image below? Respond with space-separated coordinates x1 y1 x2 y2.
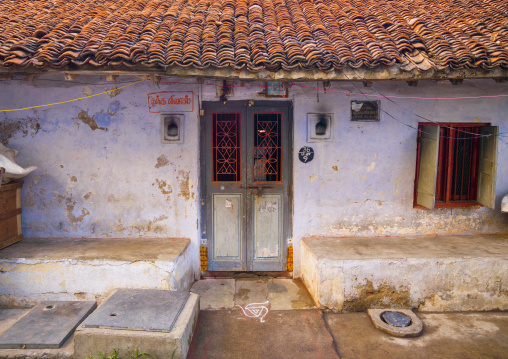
0 0 507 73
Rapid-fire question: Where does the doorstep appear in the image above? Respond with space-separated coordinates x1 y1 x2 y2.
190 277 316 310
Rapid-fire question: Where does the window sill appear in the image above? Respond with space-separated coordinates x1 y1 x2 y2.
413 202 483 209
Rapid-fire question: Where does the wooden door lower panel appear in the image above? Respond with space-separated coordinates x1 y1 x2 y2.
211 193 244 271
251 194 284 271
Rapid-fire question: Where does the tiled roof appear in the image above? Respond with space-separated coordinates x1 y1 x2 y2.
0 0 507 74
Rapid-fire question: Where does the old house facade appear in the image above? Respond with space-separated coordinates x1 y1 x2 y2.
0 0 507 309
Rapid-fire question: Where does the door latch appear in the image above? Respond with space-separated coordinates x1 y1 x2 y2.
244 184 273 196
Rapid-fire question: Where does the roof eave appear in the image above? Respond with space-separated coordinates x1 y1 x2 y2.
0 64 507 82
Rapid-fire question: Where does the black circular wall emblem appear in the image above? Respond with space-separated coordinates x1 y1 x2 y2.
298 146 314 163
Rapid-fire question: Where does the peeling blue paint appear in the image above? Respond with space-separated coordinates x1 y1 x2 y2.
94 112 112 127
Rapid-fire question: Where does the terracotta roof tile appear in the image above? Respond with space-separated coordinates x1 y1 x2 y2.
0 0 507 73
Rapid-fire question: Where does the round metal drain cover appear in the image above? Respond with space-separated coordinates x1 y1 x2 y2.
381 311 412 327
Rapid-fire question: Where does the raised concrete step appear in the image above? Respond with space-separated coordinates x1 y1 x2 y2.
0 238 197 306
74 289 199 359
301 234 508 312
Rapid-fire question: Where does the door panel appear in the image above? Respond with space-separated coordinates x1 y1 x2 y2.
246 106 289 271
254 194 282 259
213 194 242 259
203 101 292 272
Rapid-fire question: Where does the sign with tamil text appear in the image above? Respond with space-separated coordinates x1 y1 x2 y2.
147 91 194 113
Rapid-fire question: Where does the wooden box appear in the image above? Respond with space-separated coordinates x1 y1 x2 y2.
0 181 23 250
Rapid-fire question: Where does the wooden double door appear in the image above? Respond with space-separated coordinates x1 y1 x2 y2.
201 100 292 271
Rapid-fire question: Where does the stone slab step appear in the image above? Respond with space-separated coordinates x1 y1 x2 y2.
82 289 189 332
74 289 200 359
0 301 96 349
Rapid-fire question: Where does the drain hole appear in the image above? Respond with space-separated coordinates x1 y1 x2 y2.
109 312 118 317
381 311 412 327
44 305 54 310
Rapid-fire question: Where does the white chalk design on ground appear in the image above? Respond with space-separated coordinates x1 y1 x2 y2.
235 301 270 322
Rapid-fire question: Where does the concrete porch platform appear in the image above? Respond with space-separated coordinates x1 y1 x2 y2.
301 234 508 312
0 238 196 306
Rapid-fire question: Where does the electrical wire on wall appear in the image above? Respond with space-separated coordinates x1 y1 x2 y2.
0 73 506 141
0 79 145 112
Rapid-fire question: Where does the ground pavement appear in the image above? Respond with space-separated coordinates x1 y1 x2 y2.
188 278 508 359
0 278 506 358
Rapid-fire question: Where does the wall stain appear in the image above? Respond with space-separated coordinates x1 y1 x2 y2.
82 86 92 96
74 292 87 300
108 87 122 98
177 170 193 201
23 185 40 209
153 179 173 195
343 280 411 312
0 116 41 144
66 204 90 225
26 221 49 232
332 166 339 172
394 177 402 195
75 110 106 131
112 220 126 235
107 194 120 203
155 155 170 168
84 191 93 200
132 215 168 235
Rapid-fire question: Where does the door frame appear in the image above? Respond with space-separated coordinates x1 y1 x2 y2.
199 100 293 272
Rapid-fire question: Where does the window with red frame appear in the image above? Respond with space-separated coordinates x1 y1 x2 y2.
414 123 498 209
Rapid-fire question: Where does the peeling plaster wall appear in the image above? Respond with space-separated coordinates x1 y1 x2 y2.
0 76 201 277
201 78 508 277
290 79 508 277
1 76 507 278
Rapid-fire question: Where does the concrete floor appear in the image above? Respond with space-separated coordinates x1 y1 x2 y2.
326 311 508 359
190 278 316 310
188 278 508 359
188 309 339 359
